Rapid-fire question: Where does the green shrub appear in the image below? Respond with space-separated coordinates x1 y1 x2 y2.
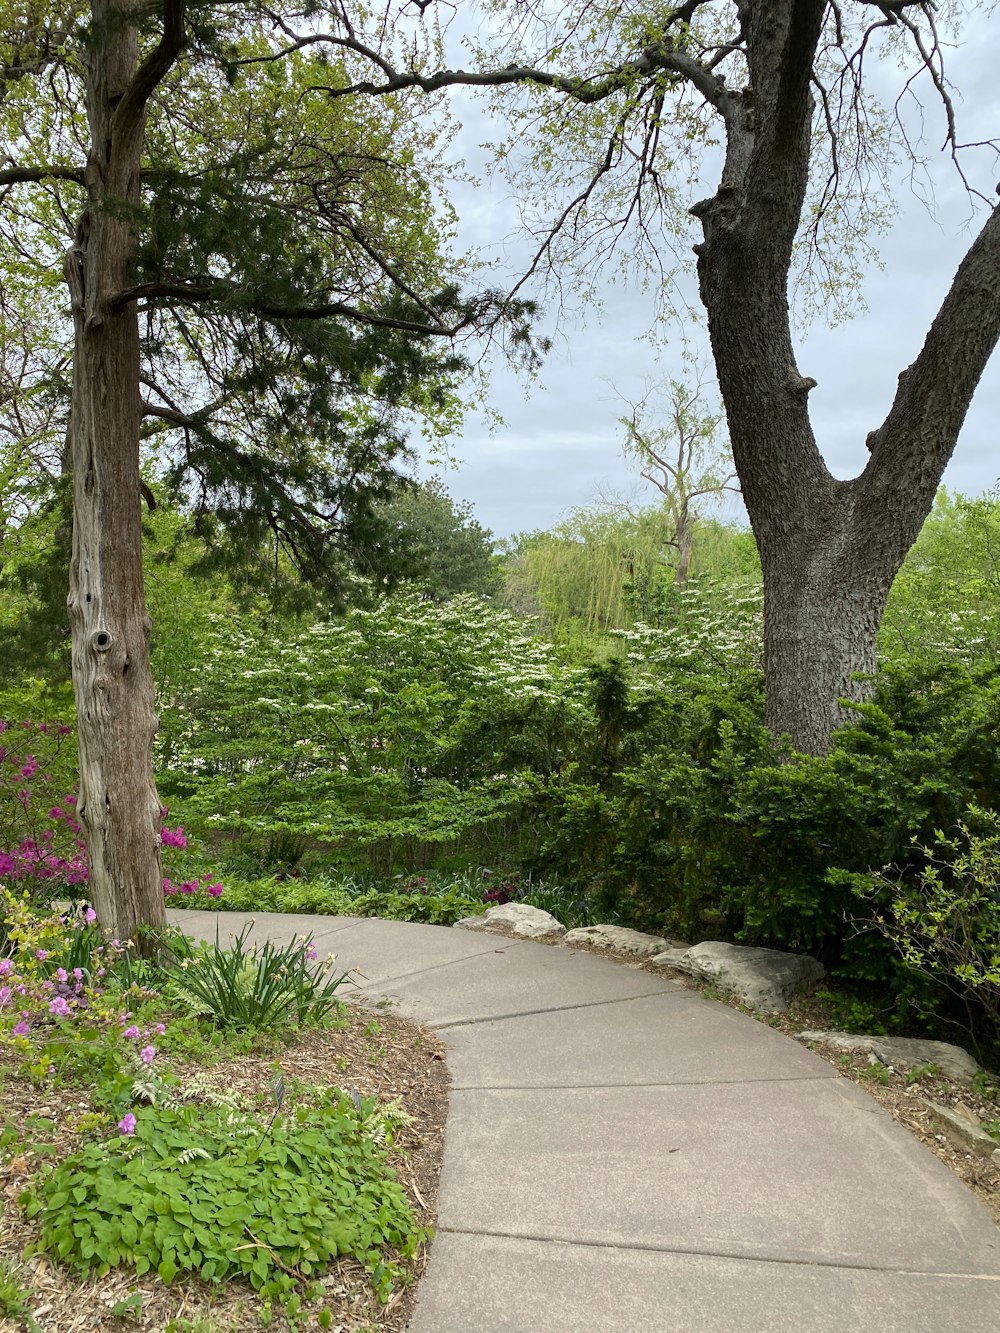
188 873 488 926
22 1093 422 1301
870 808 1000 1036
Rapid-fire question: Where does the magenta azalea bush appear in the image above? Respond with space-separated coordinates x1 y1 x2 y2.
0 719 223 905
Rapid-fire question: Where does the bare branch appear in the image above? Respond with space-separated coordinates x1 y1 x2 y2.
0 166 84 185
313 39 727 113
863 198 1000 545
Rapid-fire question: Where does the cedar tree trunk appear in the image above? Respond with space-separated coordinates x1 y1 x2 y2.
63 1 184 943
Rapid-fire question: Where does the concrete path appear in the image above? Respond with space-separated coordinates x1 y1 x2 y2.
169 910 1000 1332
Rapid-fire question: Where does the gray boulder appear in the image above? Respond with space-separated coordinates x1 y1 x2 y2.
796 1031 981 1085
562 924 669 959
453 903 566 941
650 940 825 1012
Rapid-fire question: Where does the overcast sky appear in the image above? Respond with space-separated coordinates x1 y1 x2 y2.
415 9 1000 540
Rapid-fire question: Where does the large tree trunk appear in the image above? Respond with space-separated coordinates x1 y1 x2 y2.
64 1 167 945
760 511 889 753
687 0 1000 754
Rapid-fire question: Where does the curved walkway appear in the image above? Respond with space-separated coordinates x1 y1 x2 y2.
169 910 1000 1332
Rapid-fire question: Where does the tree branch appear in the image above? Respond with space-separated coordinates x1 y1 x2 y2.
112 0 187 138
0 165 85 185
862 198 1000 548
313 39 725 112
115 279 483 336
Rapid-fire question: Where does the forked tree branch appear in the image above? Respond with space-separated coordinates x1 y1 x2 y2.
862 197 1000 542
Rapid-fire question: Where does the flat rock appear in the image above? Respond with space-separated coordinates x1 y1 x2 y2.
871 1037 981 1085
797 1032 981 1086
924 1099 999 1156
453 903 566 941
796 1030 880 1055
650 941 824 1012
562 924 667 959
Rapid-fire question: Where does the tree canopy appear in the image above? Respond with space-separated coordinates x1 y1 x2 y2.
318 0 1000 753
0 0 539 939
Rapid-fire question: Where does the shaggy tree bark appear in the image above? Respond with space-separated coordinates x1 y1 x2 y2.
62 0 186 945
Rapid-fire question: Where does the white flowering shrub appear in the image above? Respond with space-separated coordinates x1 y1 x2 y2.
156 591 591 870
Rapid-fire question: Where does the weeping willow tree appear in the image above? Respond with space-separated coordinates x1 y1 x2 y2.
500 506 678 634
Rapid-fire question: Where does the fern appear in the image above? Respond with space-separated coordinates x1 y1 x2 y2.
176 1146 211 1165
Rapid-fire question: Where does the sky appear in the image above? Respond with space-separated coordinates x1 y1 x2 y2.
414 8 1000 540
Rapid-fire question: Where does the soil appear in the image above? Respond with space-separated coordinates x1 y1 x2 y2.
0 1003 450 1333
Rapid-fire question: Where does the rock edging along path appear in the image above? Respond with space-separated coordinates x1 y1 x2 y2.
170 911 1000 1333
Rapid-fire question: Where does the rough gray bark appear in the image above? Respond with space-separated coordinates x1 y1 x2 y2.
336 0 1000 753
62 0 185 944
688 0 1000 751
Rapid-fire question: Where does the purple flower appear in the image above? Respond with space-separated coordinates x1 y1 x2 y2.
35 949 49 961
118 1114 136 1136
205 883 223 898
84 907 96 924
140 1045 156 1066
0 986 11 1007
123 1025 140 1040
12 1019 29 1037
0 959 12 976
48 996 72 1016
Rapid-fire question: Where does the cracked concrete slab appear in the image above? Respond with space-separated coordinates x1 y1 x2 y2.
407 1232 1000 1333
438 990 840 1088
434 1079 1000 1274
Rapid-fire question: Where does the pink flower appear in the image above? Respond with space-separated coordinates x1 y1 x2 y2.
206 883 223 898
84 908 96 924
140 1045 155 1066
48 996 72 1016
123 1025 140 1040
35 949 48 961
118 1114 136 1136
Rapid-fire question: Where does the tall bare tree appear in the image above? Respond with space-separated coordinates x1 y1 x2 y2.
620 376 739 583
